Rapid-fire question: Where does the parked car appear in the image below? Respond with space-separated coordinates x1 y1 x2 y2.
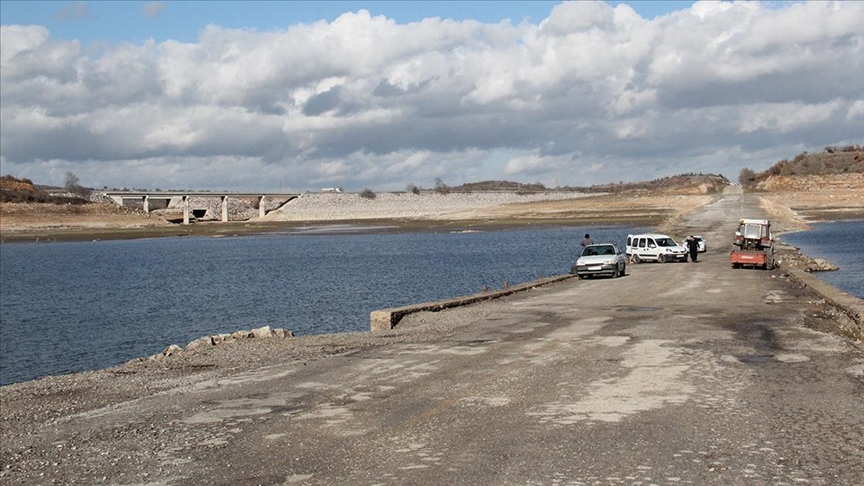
625 233 688 263
571 243 627 279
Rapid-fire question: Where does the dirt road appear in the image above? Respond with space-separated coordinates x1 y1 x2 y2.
2 190 862 485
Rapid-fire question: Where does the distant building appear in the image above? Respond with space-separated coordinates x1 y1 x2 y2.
321 187 344 193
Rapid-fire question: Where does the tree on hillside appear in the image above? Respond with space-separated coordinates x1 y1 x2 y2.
64 172 80 191
63 171 90 197
738 168 757 187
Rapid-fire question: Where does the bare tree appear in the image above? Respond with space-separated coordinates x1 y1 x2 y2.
64 172 80 192
63 171 90 197
738 167 757 187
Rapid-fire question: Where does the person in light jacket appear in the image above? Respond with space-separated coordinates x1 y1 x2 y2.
581 233 594 247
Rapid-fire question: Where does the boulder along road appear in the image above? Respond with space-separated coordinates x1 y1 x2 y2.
2 189 863 485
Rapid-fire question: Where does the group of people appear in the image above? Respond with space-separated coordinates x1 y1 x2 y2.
580 232 701 262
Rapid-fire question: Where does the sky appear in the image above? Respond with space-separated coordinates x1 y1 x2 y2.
1 1 862 192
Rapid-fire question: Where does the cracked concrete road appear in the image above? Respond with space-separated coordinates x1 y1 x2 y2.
2 189 862 485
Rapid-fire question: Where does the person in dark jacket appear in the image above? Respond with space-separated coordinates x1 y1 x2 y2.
686 235 699 262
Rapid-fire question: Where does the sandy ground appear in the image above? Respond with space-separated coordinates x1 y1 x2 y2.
0 202 169 233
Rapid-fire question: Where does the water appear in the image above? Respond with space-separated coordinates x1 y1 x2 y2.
780 220 864 299
0 226 642 385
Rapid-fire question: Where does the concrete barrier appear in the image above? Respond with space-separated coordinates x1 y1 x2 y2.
370 274 577 331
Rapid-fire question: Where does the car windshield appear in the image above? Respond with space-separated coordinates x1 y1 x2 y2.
655 238 677 247
582 245 615 256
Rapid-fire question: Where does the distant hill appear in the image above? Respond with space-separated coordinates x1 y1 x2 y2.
572 173 730 195
442 174 730 195
740 146 863 189
445 180 548 193
0 175 88 204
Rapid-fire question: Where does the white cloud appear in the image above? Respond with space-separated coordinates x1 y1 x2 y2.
1 1 862 191
141 2 166 19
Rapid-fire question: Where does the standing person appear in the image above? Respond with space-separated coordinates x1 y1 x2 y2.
581 233 594 247
686 235 699 262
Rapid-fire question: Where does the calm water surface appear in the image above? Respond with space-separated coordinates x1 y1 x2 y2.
0 226 643 385
780 220 864 299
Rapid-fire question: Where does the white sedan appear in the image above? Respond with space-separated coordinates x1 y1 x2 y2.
571 244 627 279
684 235 707 252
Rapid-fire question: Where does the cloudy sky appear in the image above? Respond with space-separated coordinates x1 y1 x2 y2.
1 1 862 192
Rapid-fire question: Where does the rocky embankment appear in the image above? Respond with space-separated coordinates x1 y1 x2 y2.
260 191 594 221
141 325 294 362
774 242 840 273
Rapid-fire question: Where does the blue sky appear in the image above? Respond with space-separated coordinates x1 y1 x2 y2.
1 1 862 191
1 1 696 44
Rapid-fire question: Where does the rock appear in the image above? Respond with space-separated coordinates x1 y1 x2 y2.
211 333 233 345
806 258 839 272
231 330 251 340
161 345 182 357
250 326 273 339
272 328 295 338
185 336 213 351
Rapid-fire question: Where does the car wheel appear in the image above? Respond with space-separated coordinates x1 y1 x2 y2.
621 264 626 276
579 274 587 280
612 265 620 278
658 254 666 264
633 254 641 264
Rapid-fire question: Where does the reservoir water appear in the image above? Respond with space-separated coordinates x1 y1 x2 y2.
0 225 644 385
780 220 864 300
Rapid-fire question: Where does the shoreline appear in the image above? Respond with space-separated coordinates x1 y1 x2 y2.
0 214 673 244
1 192 862 388
3 190 863 484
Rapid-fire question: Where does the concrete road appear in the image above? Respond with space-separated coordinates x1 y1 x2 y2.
4 190 863 485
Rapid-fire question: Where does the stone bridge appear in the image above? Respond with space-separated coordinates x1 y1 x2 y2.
104 191 300 224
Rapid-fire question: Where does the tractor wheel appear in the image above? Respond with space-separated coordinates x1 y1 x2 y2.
732 262 740 269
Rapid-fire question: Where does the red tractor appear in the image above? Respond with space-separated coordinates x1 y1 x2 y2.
731 218 776 270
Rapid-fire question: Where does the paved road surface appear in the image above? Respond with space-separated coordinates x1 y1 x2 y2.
3 189 862 485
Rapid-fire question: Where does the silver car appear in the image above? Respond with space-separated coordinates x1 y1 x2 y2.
571 243 627 279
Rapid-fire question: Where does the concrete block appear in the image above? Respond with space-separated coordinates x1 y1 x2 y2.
371 310 396 331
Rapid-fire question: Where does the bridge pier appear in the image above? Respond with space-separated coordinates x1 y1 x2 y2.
142 195 150 213
221 196 229 222
258 196 266 219
182 195 190 225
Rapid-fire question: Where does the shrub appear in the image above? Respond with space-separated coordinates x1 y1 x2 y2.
359 188 376 199
406 183 421 195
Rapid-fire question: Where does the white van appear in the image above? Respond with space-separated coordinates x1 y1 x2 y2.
625 233 688 263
